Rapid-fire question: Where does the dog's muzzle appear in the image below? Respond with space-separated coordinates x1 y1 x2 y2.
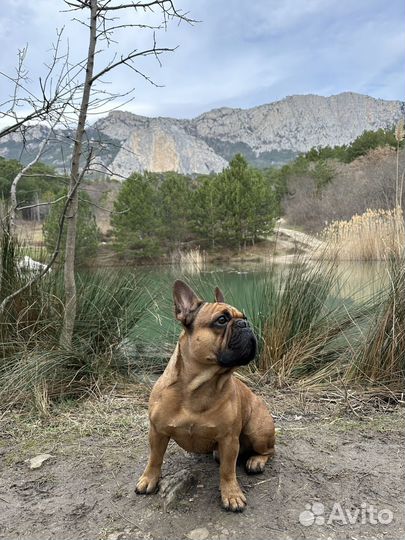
217 318 257 368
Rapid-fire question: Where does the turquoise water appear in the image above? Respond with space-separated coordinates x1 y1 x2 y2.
124 260 387 353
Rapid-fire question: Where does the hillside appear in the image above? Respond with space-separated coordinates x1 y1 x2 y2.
0 92 403 177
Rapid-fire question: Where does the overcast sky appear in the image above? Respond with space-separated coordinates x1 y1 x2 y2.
0 0 404 122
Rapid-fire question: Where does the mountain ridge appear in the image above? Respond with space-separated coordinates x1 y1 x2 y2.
1 92 403 176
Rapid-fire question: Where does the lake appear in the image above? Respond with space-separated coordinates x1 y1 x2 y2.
121 259 388 357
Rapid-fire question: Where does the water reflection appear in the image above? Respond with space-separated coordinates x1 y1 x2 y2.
155 259 388 301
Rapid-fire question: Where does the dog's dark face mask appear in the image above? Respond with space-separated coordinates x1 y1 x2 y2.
172 280 257 368
217 318 257 368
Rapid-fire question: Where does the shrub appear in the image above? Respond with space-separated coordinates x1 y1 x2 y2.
193 155 277 248
283 147 405 232
159 172 193 245
254 260 346 385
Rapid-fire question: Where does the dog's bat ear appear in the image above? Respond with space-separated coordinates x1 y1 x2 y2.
173 280 203 326
214 287 225 303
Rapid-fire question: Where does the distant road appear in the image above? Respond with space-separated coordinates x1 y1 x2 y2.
275 226 323 249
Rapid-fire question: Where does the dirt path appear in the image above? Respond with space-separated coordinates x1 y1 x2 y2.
275 226 324 250
0 388 404 540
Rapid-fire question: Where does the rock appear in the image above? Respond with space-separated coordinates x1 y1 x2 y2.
186 527 210 540
109 121 227 177
96 93 405 174
159 468 197 511
25 454 53 469
107 533 124 540
192 93 404 155
18 256 48 273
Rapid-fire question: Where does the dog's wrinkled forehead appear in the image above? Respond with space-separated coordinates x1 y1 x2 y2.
194 302 244 326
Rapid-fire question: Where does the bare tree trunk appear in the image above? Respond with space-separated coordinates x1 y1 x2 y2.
60 0 97 347
9 136 50 235
0 176 82 317
34 192 40 222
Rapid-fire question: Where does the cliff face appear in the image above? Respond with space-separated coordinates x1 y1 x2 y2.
191 93 404 153
1 92 403 177
105 117 227 178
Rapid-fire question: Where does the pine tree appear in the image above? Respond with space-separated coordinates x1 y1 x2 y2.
112 172 161 257
192 174 222 248
159 172 192 245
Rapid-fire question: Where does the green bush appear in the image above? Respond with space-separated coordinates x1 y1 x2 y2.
194 154 276 248
344 128 397 162
159 172 193 245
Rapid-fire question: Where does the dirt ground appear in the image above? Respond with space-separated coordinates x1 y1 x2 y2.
0 383 404 540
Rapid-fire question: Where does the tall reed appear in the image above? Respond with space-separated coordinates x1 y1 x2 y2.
0 227 155 408
346 257 405 389
255 259 355 385
170 248 207 273
321 207 404 261
163 261 379 389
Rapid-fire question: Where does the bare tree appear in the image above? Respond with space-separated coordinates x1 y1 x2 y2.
0 169 83 317
0 29 83 138
283 147 405 232
8 114 67 235
395 119 405 209
58 0 193 346
0 27 86 240
0 36 79 300
0 1 192 343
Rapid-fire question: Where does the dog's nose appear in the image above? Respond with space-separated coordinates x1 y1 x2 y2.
235 319 249 328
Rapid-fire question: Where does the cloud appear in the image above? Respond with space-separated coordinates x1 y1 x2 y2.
0 0 403 122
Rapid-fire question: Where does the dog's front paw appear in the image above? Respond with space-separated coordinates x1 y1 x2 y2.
135 473 160 494
221 482 247 512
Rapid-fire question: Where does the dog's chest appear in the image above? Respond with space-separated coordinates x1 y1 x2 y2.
152 405 227 454
170 415 218 453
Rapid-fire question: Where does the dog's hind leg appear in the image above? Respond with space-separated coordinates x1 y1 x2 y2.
242 395 275 474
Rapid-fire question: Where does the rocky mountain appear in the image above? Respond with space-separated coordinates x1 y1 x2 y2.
1 92 403 177
97 113 227 178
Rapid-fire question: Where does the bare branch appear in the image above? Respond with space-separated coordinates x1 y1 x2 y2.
9 136 52 230
8 101 73 233
16 195 66 212
90 45 176 84
79 195 129 214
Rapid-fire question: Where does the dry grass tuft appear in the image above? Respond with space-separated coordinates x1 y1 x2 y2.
170 248 207 272
321 207 404 260
346 259 405 388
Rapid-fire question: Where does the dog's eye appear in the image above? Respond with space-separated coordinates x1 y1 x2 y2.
216 315 228 325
